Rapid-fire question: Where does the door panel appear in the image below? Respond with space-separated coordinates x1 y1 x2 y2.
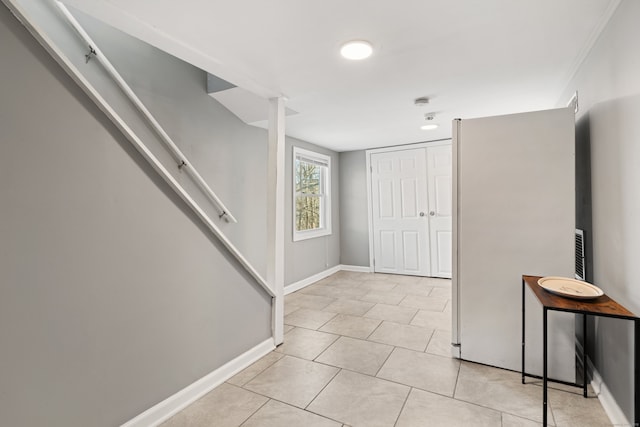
435 230 452 274
400 178 418 217
371 148 430 276
402 231 420 272
434 175 452 216
427 145 453 278
378 180 394 218
379 230 396 269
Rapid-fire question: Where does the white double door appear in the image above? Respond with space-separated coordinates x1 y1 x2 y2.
370 143 452 277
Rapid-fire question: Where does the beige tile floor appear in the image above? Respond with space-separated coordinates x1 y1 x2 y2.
162 271 612 427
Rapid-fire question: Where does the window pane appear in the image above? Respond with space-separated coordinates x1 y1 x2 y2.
295 160 322 195
295 195 322 231
293 147 331 241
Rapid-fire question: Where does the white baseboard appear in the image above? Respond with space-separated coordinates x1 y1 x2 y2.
587 357 632 427
125 264 375 425
284 265 342 295
283 264 374 295
121 338 275 427
339 264 373 273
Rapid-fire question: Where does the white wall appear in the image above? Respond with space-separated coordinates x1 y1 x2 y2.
558 0 640 421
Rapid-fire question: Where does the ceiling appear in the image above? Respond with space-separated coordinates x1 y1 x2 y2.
62 0 619 152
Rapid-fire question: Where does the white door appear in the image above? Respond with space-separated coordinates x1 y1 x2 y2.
371 149 430 276
427 145 452 278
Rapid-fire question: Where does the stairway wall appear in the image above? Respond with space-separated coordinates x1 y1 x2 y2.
0 5 271 426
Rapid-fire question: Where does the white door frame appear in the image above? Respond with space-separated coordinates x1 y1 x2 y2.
365 140 451 274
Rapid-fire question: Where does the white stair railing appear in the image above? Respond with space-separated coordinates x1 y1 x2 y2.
56 2 237 224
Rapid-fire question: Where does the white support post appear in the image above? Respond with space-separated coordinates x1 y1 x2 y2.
267 97 286 346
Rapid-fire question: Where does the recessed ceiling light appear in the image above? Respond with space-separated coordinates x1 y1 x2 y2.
340 40 373 60
421 124 439 130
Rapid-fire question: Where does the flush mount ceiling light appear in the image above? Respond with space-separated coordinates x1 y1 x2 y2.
421 112 438 130
340 40 373 60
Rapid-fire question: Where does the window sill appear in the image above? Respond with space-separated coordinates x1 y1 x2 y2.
293 228 332 242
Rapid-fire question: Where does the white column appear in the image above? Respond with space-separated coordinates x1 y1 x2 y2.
267 97 286 345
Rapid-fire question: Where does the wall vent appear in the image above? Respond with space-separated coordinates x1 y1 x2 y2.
575 229 586 281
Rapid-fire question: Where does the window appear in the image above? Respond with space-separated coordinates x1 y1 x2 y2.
293 147 331 241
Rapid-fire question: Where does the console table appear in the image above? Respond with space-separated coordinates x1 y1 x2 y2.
521 275 638 427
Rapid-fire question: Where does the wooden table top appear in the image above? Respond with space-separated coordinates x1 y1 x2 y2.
523 275 637 320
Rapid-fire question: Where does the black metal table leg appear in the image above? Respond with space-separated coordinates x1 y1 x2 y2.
543 307 548 427
583 313 588 398
522 278 526 384
635 319 639 427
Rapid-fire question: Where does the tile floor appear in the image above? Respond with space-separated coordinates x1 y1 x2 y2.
162 271 612 427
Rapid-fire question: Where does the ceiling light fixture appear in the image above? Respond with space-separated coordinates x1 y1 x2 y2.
340 40 373 60
421 112 438 130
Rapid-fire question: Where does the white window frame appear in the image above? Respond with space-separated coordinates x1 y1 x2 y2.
293 147 332 241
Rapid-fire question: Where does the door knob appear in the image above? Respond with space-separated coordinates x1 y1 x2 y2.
429 211 435 216
419 212 425 217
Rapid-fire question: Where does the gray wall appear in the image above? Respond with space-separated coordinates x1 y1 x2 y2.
339 150 371 267
558 0 640 421
73 9 270 277
0 5 271 427
285 137 341 285
72 9 342 288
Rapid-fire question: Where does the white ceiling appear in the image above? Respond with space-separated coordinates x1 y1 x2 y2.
62 0 619 152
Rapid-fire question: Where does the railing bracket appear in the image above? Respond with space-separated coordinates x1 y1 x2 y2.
84 45 96 63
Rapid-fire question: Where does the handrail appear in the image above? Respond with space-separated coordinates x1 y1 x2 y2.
52 1 272 295
5 0 274 296
55 2 238 224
